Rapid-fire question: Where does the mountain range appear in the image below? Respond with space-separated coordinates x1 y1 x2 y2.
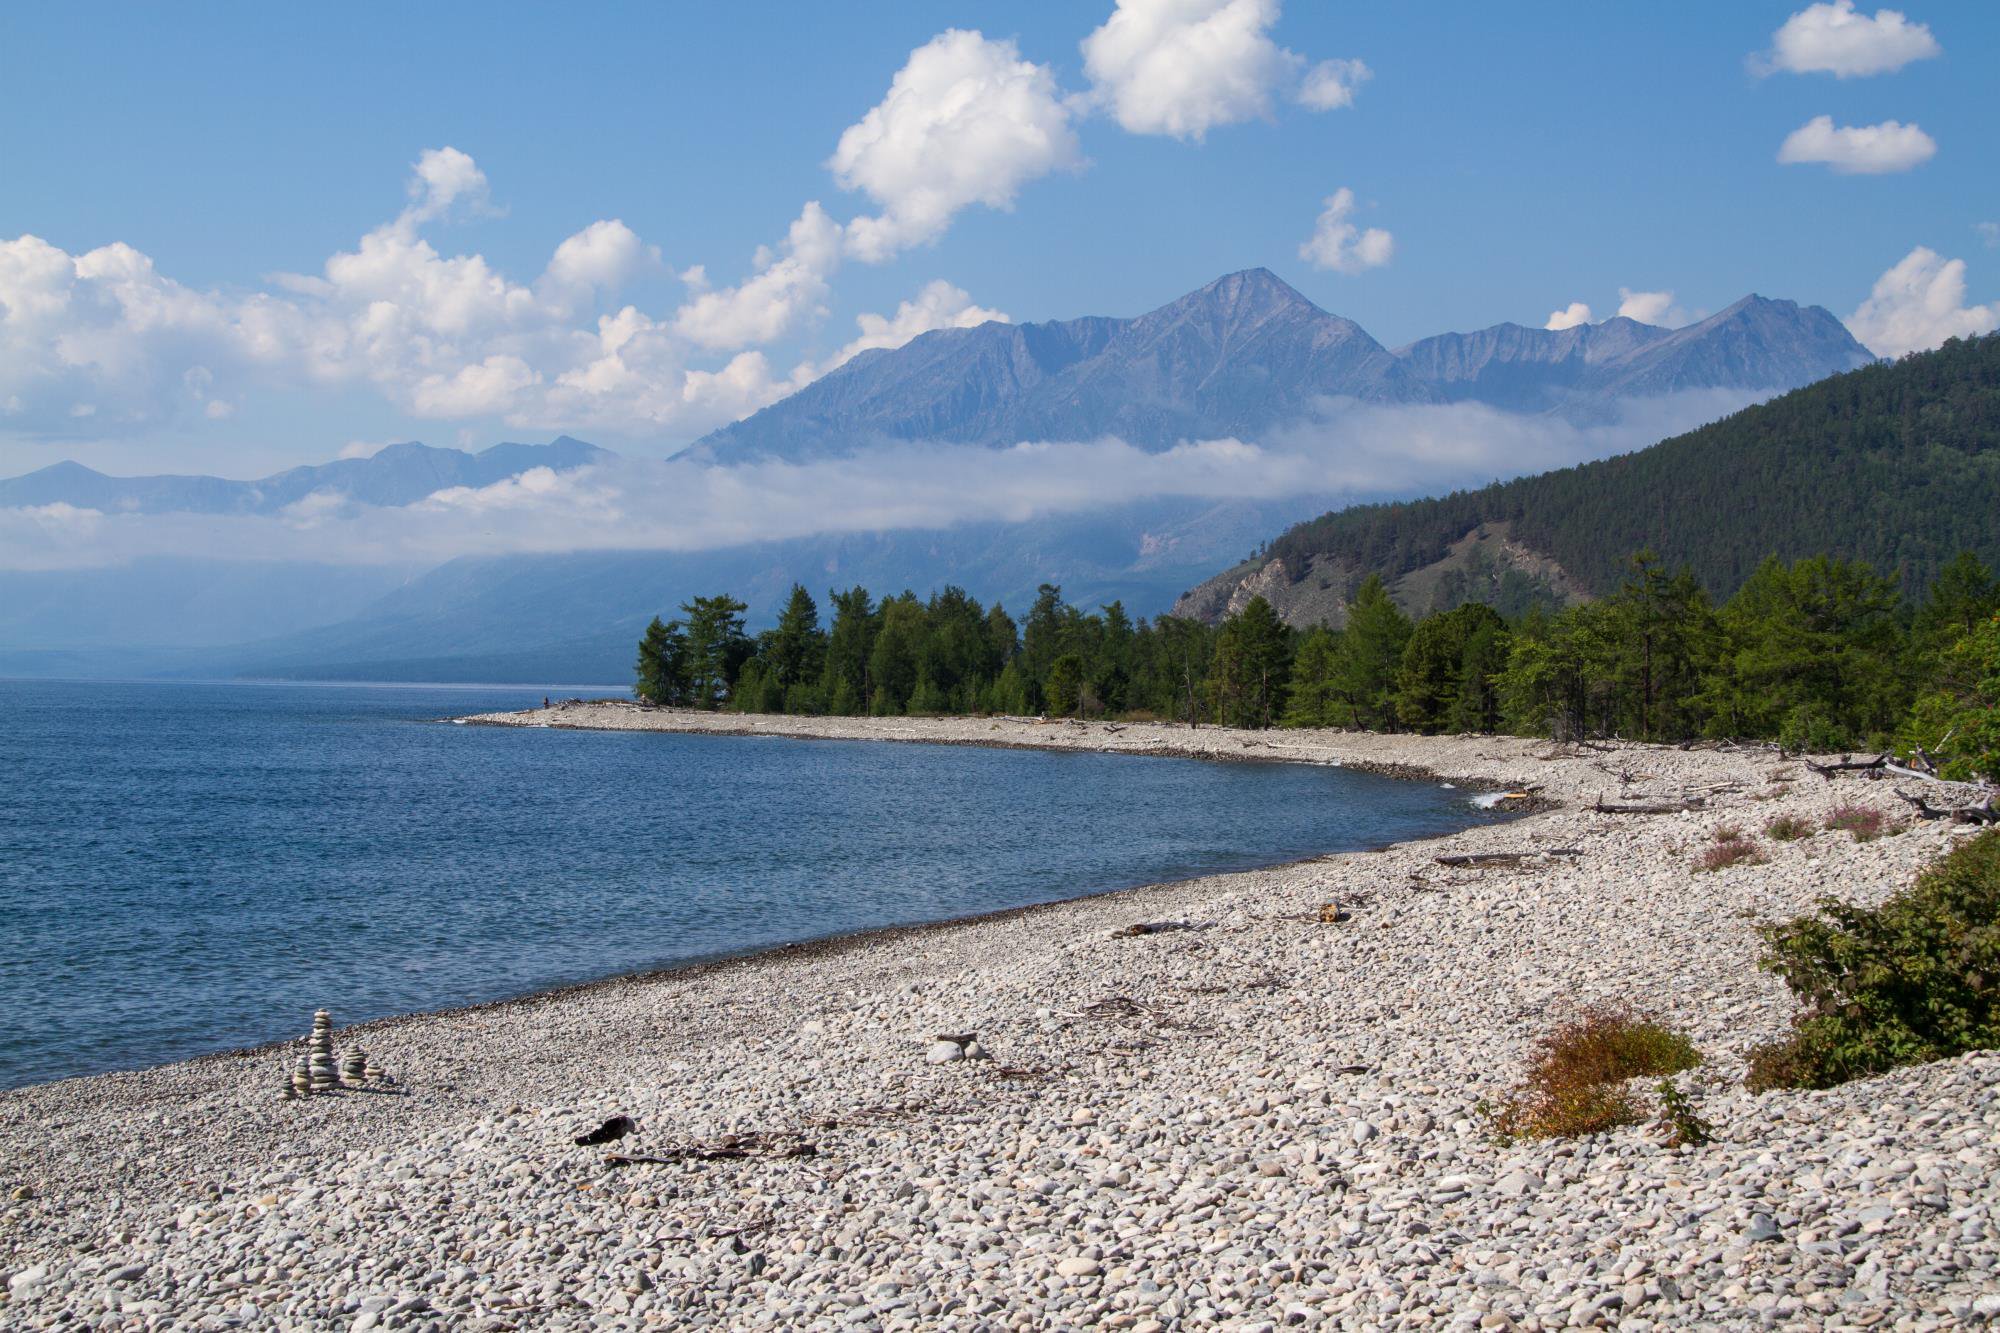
1175 332 2000 629
0 437 609 516
689 268 1871 461
0 268 1883 682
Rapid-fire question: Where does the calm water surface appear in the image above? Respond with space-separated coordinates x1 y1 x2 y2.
0 679 1508 1089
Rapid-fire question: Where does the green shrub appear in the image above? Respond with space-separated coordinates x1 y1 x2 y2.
1488 1008 1701 1140
1749 829 2000 1091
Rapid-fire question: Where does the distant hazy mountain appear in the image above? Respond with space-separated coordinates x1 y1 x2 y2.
0 436 611 515
691 269 1874 462
1394 296 1874 416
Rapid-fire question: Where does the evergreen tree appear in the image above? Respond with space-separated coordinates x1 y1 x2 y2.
821 586 877 715
1152 615 1215 726
1281 626 1344 728
680 594 751 710
867 594 925 715
634 615 689 705
1208 596 1292 728
765 584 826 694
1702 556 1907 747
1334 575 1413 729
1045 653 1086 717
1395 602 1509 733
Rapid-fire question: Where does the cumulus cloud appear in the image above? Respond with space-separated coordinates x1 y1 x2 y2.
0 390 1766 573
0 145 1020 445
1755 1 1941 78
672 202 844 351
1296 57 1370 111
1544 302 1594 331
403 147 495 224
822 281 1009 373
1778 116 1936 174
1847 247 1998 358
1615 288 1688 327
1080 0 1365 140
831 30 1080 263
1976 222 2000 249
539 220 658 311
1297 189 1393 274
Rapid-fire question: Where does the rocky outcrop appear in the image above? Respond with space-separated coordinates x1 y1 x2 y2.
1171 521 1587 627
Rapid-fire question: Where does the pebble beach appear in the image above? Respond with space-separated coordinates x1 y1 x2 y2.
3 706 1995 1330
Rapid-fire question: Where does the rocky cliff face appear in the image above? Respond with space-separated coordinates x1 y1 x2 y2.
1172 522 1589 627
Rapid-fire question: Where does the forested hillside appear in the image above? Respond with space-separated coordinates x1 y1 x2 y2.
1231 335 2000 612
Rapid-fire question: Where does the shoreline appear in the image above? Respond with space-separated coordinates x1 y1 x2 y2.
14 715 1522 1095
5 715 1995 1328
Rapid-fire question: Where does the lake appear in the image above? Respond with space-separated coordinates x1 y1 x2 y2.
0 679 1509 1089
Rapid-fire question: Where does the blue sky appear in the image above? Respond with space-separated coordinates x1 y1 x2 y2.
1 1 1994 477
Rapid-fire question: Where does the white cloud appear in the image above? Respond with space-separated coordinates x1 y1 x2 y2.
824 280 1009 373
1297 188 1393 274
1081 0 1364 139
403 147 494 224
0 151 918 444
1756 1 1941 78
1615 288 1688 327
672 202 844 351
539 220 657 310
1778 116 1936 174
0 390 1765 573
831 30 1080 263
1977 222 2000 249
1847 247 1998 357
1296 57 1371 111
1544 302 1594 331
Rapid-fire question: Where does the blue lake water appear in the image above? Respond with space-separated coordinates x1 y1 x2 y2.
0 679 1509 1090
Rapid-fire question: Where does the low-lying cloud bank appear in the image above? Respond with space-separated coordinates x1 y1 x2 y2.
0 390 1764 573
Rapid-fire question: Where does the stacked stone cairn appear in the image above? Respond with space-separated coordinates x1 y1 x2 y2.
307 1010 338 1094
283 1008 394 1098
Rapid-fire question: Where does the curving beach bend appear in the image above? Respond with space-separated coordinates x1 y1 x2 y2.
3 708 1995 1330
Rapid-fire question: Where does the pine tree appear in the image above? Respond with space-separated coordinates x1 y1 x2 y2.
634 615 689 705
1208 596 1292 728
679 594 751 711
1334 576 1412 729
1281 626 1343 728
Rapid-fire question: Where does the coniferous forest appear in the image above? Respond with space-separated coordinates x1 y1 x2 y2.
1263 333 2000 602
635 549 2000 782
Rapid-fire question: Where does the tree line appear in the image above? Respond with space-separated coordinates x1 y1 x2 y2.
636 548 2000 781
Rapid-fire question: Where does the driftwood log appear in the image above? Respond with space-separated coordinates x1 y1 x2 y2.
1433 849 1582 869
1592 796 1706 814
602 1132 816 1166
1895 789 1999 826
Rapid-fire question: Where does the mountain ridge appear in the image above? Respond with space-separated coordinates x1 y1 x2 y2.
690 269 1873 461
0 436 612 516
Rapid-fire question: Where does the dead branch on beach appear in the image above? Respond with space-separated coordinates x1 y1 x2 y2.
1895 789 1999 826
602 1132 817 1167
1591 795 1707 814
1432 848 1583 869
1076 995 1183 1028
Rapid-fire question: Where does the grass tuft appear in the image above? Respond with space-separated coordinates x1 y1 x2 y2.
1487 1008 1702 1141
1697 826 1768 872
1764 813 1815 843
1824 803 1897 843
